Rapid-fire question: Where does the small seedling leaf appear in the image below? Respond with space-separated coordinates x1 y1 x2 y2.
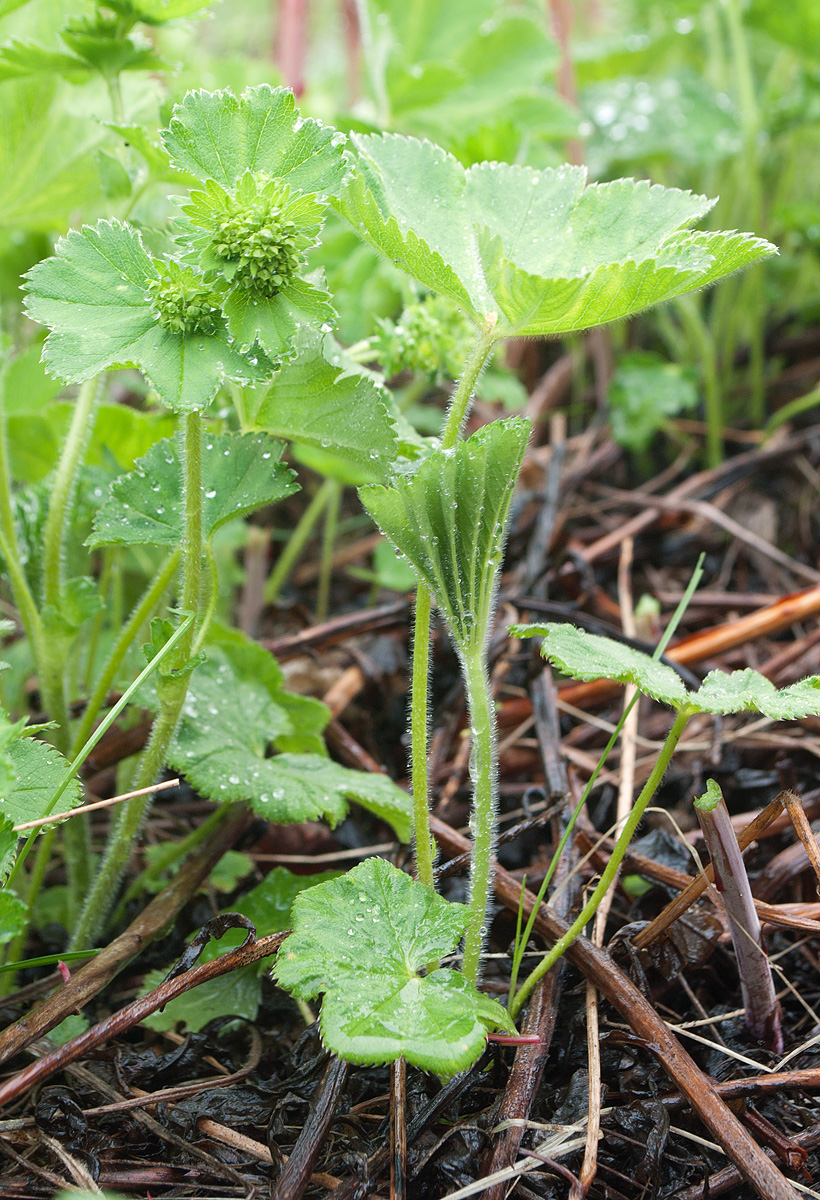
361 418 529 654
273 858 515 1077
162 85 348 194
24 220 271 412
244 331 399 478
165 660 412 839
511 623 689 707
692 669 820 720
89 431 297 548
340 134 776 335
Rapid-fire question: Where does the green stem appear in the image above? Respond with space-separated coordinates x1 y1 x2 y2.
70 549 181 759
410 584 434 889
440 323 499 449
69 413 204 947
511 707 692 1017
264 478 334 604
677 296 722 468
461 652 498 985
191 543 218 659
316 480 341 624
407 324 499 890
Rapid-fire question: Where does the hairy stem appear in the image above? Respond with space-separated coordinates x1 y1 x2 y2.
511 707 692 1016
70 413 204 947
408 323 499 887
461 652 498 985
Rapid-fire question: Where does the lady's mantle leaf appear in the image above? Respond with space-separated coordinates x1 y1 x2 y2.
246 331 399 479
162 85 348 194
512 623 689 708
361 419 529 653
24 220 271 412
514 624 820 720
692 669 820 720
273 858 515 1077
166 661 412 839
340 134 776 336
1 738 81 829
89 431 297 548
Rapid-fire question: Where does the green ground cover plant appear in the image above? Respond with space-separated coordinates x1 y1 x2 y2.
2 0 820 1106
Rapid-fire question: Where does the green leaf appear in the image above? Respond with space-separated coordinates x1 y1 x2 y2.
162 85 348 194
89 431 297 548
365 0 497 66
0 39 89 83
273 858 515 1077
140 963 262 1032
1 737 81 829
581 72 741 175
141 866 338 1032
24 220 271 413
223 274 335 359
106 0 217 22
0 891 27 946
0 814 18 884
361 419 529 654
339 134 776 336
691 670 820 720
608 353 698 453
512 623 689 708
246 330 399 478
0 80 107 231
165 659 412 839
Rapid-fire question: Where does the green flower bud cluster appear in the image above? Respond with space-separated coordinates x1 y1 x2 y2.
375 295 475 380
210 193 301 297
147 262 222 335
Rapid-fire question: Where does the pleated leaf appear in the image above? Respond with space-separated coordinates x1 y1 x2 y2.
361 418 530 654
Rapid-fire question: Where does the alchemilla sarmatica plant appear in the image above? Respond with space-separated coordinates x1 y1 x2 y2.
3 73 789 1077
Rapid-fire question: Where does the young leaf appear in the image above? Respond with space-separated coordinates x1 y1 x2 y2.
89 431 297 548
692 669 820 720
0 815 18 883
24 221 271 412
162 85 348 195
512 622 689 708
164 660 412 839
273 857 515 1077
340 134 777 336
361 419 530 654
244 330 399 478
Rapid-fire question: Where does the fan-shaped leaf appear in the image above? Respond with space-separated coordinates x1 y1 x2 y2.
89 431 296 548
512 622 689 708
273 857 515 1077
166 660 412 839
692 669 820 720
245 331 399 478
339 133 777 335
24 220 271 412
162 85 348 194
